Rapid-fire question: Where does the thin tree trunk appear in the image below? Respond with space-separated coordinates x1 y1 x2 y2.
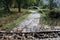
17 0 21 12
18 3 21 12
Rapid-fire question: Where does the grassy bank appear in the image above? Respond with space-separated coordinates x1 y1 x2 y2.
5 13 29 29
0 8 30 30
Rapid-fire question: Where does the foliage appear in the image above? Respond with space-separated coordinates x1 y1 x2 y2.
39 0 44 8
47 9 60 19
40 8 60 26
0 0 37 12
23 0 37 8
49 0 54 10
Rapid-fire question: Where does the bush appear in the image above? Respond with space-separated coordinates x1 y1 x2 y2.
40 9 60 26
47 9 60 19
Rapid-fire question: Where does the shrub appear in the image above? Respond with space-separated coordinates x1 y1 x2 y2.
47 9 60 19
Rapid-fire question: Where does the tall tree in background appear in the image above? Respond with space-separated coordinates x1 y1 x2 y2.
23 0 37 8
49 0 54 10
39 0 44 8
36 0 40 6
0 0 37 12
32 0 37 6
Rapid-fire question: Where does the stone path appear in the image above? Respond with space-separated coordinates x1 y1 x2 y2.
11 11 40 32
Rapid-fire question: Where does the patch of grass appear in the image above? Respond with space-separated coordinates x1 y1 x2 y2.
40 13 47 25
10 8 27 12
5 13 29 29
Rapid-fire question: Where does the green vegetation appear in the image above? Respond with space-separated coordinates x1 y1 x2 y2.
48 9 60 18
38 0 60 26
0 0 38 31
0 0 37 12
40 8 60 26
5 12 29 29
0 0 38 30
0 8 30 30
0 0 60 31
39 0 44 8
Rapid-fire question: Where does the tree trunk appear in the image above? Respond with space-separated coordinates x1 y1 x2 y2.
18 3 21 12
2 0 10 12
17 0 21 12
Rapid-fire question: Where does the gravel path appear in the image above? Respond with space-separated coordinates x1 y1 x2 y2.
11 11 40 32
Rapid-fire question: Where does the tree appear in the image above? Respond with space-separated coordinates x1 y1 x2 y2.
53 2 57 8
23 0 37 8
0 0 37 12
49 0 54 10
39 0 44 8
16 0 25 12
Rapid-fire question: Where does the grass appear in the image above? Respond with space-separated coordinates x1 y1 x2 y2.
10 8 27 12
0 8 30 30
5 13 29 29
